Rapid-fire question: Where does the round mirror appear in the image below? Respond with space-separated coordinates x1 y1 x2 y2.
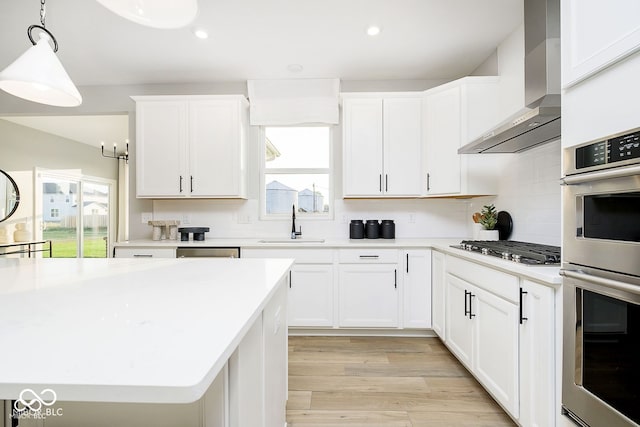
0 170 20 223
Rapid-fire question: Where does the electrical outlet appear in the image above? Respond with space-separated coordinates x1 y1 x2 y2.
408 213 416 223
181 214 191 225
238 214 251 224
141 212 153 224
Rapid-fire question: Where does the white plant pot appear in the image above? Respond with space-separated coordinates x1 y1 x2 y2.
477 229 499 241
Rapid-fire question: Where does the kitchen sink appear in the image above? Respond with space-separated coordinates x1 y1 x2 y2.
258 239 325 244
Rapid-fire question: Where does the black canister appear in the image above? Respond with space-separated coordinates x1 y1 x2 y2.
365 220 380 239
381 220 395 239
349 220 365 239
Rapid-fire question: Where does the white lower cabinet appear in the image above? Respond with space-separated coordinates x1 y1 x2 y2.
229 315 264 427
444 257 519 419
262 281 288 427
445 273 474 368
242 249 335 328
473 285 519 418
403 249 432 329
440 253 558 426
431 250 446 339
519 280 555 427
339 263 399 327
289 264 334 327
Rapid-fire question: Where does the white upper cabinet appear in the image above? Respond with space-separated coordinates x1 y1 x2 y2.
342 94 422 197
188 99 247 197
135 100 188 197
562 0 640 88
423 77 506 197
134 95 248 198
342 98 384 196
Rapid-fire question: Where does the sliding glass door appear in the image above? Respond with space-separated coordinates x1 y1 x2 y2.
37 170 115 258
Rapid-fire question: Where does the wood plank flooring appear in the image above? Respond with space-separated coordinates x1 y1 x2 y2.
287 336 515 427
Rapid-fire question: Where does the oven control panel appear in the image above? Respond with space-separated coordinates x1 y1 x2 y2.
576 130 640 169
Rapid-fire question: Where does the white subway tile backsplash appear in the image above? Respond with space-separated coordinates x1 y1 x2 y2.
486 139 562 246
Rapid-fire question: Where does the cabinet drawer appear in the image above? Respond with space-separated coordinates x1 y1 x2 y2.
446 255 518 303
114 247 176 258
242 248 333 264
338 249 398 264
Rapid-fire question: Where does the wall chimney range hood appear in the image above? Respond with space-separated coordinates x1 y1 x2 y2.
459 0 560 154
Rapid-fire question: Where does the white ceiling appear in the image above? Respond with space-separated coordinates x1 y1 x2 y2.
0 0 523 85
0 1 522 147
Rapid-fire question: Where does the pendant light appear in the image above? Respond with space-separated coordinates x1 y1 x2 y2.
0 0 82 107
95 0 198 29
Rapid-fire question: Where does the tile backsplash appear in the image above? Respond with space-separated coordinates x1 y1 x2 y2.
470 139 562 246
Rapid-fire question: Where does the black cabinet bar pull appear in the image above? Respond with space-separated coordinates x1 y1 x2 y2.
427 173 430 192
385 174 388 192
179 175 183 193
379 174 382 192
190 176 194 193
359 255 379 259
519 288 528 324
464 290 470 317
469 293 476 319
406 253 409 273
289 270 292 288
394 269 397 289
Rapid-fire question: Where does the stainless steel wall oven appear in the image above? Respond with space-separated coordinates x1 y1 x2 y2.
562 127 640 427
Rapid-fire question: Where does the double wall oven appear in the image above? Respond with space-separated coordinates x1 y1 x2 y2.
562 127 640 427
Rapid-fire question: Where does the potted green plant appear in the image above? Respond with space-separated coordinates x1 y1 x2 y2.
478 204 499 240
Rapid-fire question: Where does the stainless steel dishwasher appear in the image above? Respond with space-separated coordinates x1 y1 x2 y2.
176 247 240 258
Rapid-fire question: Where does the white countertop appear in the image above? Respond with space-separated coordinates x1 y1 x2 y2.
115 238 561 285
0 257 292 404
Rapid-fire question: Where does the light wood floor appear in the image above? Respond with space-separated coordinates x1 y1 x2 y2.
287 336 516 427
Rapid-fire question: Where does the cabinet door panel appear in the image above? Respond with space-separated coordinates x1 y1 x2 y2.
189 100 241 197
424 86 461 195
339 264 398 327
474 287 519 418
289 265 334 327
403 250 431 328
263 281 287 427
136 101 188 197
343 98 384 196
562 0 640 88
383 98 422 196
519 281 555 427
444 273 473 368
431 251 446 339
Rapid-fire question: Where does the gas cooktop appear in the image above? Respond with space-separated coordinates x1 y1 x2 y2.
450 240 561 265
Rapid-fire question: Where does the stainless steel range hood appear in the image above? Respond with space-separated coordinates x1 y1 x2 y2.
459 0 560 154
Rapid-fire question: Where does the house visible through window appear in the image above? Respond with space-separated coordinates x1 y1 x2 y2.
263 127 331 216
50 208 59 218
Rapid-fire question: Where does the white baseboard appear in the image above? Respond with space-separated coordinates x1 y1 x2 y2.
287 328 436 337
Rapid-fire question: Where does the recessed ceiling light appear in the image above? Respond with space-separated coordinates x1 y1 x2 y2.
367 26 381 36
287 64 304 73
193 28 209 39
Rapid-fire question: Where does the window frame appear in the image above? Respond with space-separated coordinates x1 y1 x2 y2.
259 125 334 220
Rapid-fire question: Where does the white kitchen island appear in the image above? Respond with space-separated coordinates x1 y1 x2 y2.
0 257 292 427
